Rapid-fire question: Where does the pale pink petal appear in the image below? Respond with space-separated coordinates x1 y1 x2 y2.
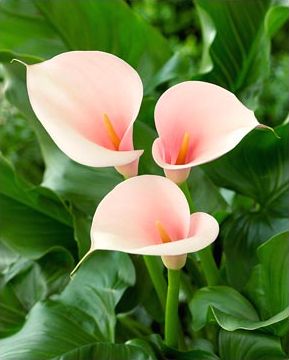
90 175 191 252
26 51 143 167
152 81 259 171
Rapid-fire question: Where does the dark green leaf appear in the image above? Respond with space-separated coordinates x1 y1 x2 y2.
0 301 97 359
0 251 135 358
51 342 155 360
203 125 289 288
219 329 287 360
0 154 76 259
196 0 289 108
61 251 135 342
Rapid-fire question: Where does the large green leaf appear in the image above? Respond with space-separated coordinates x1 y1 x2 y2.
0 0 65 62
219 329 287 360
0 154 76 258
196 0 289 107
0 242 73 338
245 231 289 336
203 125 289 288
189 286 259 331
51 342 155 360
60 251 135 342
0 251 135 359
0 0 172 90
33 0 171 88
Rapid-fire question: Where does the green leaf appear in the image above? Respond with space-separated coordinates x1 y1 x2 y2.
189 286 259 331
196 0 289 108
203 125 289 288
245 231 289 336
0 154 76 259
33 0 171 89
0 245 73 338
187 167 228 215
0 251 135 359
0 242 19 272
51 342 155 360
219 329 287 360
0 0 66 62
0 301 97 359
0 0 172 91
0 278 26 337
212 307 289 333
60 251 135 342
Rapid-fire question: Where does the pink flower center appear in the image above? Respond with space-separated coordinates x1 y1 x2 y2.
103 114 121 150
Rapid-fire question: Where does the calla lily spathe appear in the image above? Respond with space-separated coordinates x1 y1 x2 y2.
152 81 259 183
26 51 144 178
89 175 219 269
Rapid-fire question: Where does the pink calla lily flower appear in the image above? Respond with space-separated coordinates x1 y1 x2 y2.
152 81 259 183
25 51 144 178
89 175 219 269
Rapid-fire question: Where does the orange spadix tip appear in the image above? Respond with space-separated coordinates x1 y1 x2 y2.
155 220 172 243
103 113 121 150
175 132 190 165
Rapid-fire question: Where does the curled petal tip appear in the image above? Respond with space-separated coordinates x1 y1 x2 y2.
256 124 281 139
11 58 28 66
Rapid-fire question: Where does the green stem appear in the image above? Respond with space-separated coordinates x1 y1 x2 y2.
143 255 167 310
179 180 221 285
165 269 181 348
198 247 221 286
179 181 194 211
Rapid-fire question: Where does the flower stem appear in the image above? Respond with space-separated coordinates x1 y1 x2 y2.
198 247 221 285
143 255 167 310
165 269 181 348
179 180 221 285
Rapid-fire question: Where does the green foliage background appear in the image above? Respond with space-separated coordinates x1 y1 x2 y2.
0 0 288 359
